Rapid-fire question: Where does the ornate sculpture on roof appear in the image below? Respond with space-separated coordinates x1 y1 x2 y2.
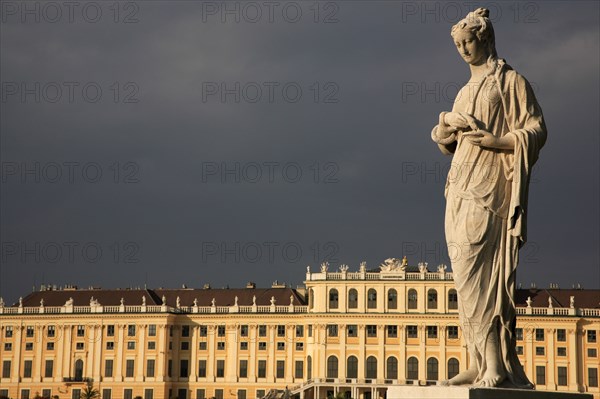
64 297 73 306
320 262 329 273
234 296 238 306
548 296 553 308
19 297 23 307
90 297 100 306
401 256 408 270
162 295 166 305
526 296 533 308
270 296 276 305
40 298 44 307
290 295 294 305
252 295 257 306
0 297 4 307
193 298 198 307
438 264 448 273
418 262 428 273
142 296 146 306
570 296 575 308
339 264 349 272
359 261 367 273
306 265 310 273
120 297 125 306
380 258 401 271
176 296 181 308
211 298 216 307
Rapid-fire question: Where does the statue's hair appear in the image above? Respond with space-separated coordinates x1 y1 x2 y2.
451 8 498 72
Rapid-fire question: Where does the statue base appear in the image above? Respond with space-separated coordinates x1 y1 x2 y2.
386 386 593 399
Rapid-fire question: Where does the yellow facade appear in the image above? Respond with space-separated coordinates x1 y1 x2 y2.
0 266 598 399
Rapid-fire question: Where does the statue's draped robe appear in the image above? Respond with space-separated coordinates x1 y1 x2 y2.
433 61 546 387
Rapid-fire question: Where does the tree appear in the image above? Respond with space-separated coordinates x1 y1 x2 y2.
81 386 100 399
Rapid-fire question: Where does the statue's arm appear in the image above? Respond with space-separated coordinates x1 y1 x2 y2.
432 112 457 154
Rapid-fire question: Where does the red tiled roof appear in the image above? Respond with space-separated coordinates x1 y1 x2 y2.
17 287 306 307
515 289 600 309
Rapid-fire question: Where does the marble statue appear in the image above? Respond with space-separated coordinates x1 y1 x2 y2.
193 298 198 307
176 296 181 308
270 296 276 305
570 296 575 308
252 295 257 306
320 262 329 273
142 296 146 306
162 295 166 305
64 297 73 306
431 8 546 389
211 298 216 307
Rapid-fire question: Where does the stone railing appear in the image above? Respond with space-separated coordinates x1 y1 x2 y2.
306 270 454 282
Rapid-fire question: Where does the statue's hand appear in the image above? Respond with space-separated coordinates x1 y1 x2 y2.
463 130 500 148
444 112 478 131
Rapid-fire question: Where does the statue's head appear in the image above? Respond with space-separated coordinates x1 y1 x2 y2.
451 8 497 67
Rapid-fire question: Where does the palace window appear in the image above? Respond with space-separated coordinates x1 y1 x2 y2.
276 360 285 379
426 358 439 381
148 325 156 336
296 325 304 337
347 356 358 378
588 330 597 343
557 347 567 356
536 365 546 385
448 358 459 379
367 325 377 337
326 356 338 378
277 342 285 351
329 289 339 309
388 289 398 309
258 360 266 378
259 325 267 337
146 359 155 377
327 325 338 337
387 325 398 338
448 289 458 309
447 326 459 339
589 368 599 388
217 326 225 337
127 325 136 336
386 357 398 379
427 289 438 309
535 329 544 341
104 359 113 377
408 289 418 309
347 324 358 337
26 326 34 337
198 360 207 378
277 325 285 337
47 342 54 350
3 343 11 351
47 325 55 337
367 289 377 309
125 359 134 377
199 326 207 337
366 356 377 379
216 360 225 378
427 325 438 339
515 328 523 341
406 325 418 338
24 360 33 378
181 325 190 337
557 329 566 342
407 357 419 380
240 342 248 350
536 347 545 356
77 325 85 337
295 360 303 378
348 289 358 309
296 342 303 350
240 325 248 337
558 366 568 386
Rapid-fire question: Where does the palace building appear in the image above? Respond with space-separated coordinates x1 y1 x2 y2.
0 260 598 399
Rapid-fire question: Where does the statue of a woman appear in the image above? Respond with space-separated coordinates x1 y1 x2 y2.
431 8 546 388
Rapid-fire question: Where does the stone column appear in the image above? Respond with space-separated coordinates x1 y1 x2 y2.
547 328 556 389
439 325 447 381
190 325 198 382
115 324 125 381
93 325 103 383
34 325 43 382
157 324 167 382
339 324 347 379
55 325 65 383
136 324 146 380
419 325 426 383
358 325 366 379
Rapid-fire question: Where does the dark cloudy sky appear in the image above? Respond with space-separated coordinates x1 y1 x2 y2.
1 0 599 304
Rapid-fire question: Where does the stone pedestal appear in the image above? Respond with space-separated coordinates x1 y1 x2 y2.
386 386 593 399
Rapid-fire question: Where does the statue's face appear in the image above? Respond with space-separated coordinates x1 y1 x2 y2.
453 29 487 66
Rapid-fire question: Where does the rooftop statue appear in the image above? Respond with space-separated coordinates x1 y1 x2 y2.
431 8 546 389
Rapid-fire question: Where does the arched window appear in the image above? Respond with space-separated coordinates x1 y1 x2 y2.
448 289 458 310
329 289 339 309
426 357 439 381
366 356 377 379
348 289 358 309
327 356 338 378
74 359 84 380
308 289 314 310
408 289 418 309
407 357 419 380
367 289 377 309
386 356 398 379
346 356 358 379
447 358 460 380
387 289 398 309
427 289 438 309
307 356 312 379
